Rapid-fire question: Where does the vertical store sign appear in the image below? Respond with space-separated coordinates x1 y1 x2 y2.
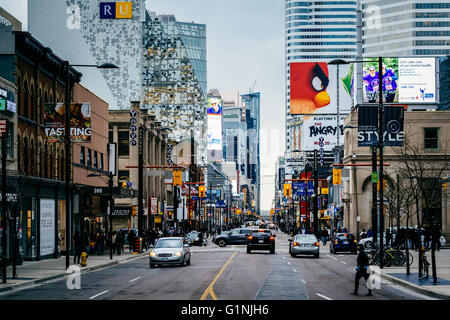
40 199 55 256
129 110 137 146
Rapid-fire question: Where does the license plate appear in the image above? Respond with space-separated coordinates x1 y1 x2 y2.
302 244 311 247
343 241 348 245
162 258 169 261
259 240 264 243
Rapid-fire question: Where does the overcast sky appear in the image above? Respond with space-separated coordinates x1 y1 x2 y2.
0 0 285 211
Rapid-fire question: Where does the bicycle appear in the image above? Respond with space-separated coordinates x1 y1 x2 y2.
419 250 430 279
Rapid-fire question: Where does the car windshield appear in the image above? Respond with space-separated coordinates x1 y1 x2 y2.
187 232 198 237
296 235 317 242
155 239 182 248
251 230 271 236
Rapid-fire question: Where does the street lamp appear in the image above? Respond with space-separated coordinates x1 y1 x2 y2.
64 61 118 269
327 57 385 268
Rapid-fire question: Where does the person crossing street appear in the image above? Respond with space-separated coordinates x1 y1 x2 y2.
352 244 373 296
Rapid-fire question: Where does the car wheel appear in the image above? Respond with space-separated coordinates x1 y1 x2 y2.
247 247 251 254
333 249 337 254
150 263 155 268
270 248 275 254
314 253 319 258
291 253 296 258
218 240 227 247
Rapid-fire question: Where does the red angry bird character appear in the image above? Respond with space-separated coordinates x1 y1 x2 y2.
290 62 331 114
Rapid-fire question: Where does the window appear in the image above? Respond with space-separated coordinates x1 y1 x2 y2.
424 128 439 150
100 153 104 171
80 146 85 166
93 151 98 169
118 131 129 156
87 148 92 167
109 130 113 143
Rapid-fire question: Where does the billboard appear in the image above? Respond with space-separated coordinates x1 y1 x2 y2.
358 105 404 147
44 103 91 142
360 57 436 103
290 62 353 115
207 98 222 154
301 115 346 151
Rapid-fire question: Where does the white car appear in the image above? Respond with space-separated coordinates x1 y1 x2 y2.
358 236 386 249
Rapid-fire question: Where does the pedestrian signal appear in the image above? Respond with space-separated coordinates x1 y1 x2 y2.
199 185 206 198
283 184 292 197
377 179 387 191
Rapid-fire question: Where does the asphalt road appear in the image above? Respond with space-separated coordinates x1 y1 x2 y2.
0 230 434 300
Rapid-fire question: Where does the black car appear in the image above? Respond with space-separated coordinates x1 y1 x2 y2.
247 229 276 254
212 228 252 247
329 233 357 254
184 231 207 246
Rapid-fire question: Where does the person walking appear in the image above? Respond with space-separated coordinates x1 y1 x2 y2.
352 244 373 296
73 230 83 264
321 228 329 245
115 231 123 255
128 230 136 252
97 232 105 256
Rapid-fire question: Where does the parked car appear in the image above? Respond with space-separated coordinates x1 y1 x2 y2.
212 228 252 247
184 231 207 246
357 235 386 250
247 229 276 254
149 237 191 268
330 233 357 254
289 234 320 258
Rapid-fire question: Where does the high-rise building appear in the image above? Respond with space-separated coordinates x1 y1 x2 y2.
361 0 450 57
285 0 357 154
28 0 146 109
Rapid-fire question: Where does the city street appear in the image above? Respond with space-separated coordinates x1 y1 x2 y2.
0 230 433 300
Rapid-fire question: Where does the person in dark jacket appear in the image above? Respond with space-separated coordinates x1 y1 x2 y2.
128 230 136 252
352 244 373 296
115 231 124 255
73 230 83 264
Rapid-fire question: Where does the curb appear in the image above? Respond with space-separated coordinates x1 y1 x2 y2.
380 272 450 300
0 252 148 294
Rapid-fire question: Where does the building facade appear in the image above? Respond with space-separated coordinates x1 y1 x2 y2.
361 0 450 57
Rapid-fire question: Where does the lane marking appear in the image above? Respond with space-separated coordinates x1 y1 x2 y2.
89 290 109 300
129 277 141 283
340 261 347 264
292 268 298 273
326 254 339 261
200 251 237 300
287 261 292 266
316 293 333 300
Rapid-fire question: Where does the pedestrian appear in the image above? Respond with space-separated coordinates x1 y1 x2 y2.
97 232 105 255
321 228 329 245
352 244 373 296
112 231 117 254
128 230 136 252
385 228 392 246
115 231 123 255
73 230 83 264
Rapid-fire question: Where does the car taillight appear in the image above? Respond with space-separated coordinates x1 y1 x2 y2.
293 242 300 246
354 240 357 243
248 236 253 240
335 240 338 244
270 236 274 241
314 242 319 246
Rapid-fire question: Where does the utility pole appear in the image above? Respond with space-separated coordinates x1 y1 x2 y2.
64 61 71 270
372 146 378 245
313 150 319 236
378 56 384 269
1 121 7 283
138 125 144 239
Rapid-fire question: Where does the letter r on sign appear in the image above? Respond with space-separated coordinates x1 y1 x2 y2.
100 2 116 19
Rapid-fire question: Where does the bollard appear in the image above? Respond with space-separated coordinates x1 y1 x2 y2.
80 252 87 267
134 237 141 254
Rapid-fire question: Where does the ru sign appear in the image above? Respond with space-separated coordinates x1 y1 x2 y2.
100 2 132 19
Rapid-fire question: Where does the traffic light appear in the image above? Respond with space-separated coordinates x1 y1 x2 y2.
377 179 387 191
131 206 137 216
283 183 292 197
333 169 342 185
121 181 127 188
199 185 206 198
173 170 182 186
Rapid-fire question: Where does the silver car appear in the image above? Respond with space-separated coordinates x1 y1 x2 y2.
149 237 191 268
289 234 320 258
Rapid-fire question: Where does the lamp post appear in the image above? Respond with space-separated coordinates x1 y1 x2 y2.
65 62 118 269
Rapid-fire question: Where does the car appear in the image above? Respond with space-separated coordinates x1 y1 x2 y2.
247 229 276 254
330 233 357 254
289 234 320 258
268 223 276 230
149 237 191 268
184 231 207 246
213 228 252 247
357 235 386 250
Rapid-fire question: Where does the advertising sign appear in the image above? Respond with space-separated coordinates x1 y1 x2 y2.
44 103 91 142
360 57 436 103
358 105 404 146
301 115 346 151
296 182 314 196
112 207 131 216
207 98 222 115
40 199 55 256
290 62 352 115
100 2 132 19
207 97 223 154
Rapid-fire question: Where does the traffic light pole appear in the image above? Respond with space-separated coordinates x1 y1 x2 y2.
378 56 384 269
138 126 144 238
313 150 319 237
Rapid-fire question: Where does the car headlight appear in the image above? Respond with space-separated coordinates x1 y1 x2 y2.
149 251 157 257
195 238 199 241
174 251 183 257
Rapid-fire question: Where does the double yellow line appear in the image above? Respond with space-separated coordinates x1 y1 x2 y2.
200 251 237 300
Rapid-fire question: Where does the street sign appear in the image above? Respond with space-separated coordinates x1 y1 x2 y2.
173 170 182 186
372 172 378 183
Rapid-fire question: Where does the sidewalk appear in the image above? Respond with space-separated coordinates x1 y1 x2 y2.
378 247 450 299
0 249 148 293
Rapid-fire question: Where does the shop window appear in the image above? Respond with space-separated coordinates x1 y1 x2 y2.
424 128 439 150
109 130 114 143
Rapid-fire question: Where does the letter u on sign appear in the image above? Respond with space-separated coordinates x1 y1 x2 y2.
100 2 132 19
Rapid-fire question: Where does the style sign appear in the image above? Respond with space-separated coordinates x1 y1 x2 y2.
44 103 91 142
